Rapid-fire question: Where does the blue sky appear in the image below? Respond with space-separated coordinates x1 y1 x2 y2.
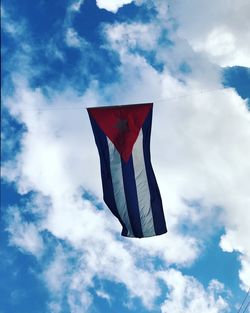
1 1 250 313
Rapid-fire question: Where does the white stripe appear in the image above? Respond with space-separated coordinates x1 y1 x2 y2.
107 138 134 237
132 130 156 237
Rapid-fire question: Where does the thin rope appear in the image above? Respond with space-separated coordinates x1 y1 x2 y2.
237 287 250 313
241 300 250 313
14 86 232 111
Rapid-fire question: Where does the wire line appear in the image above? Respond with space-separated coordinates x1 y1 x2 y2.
241 300 250 313
14 86 233 111
237 287 250 313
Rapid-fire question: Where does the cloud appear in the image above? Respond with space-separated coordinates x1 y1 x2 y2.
170 0 250 67
2 0 250 311
2 82 161 310
131 231 201 266
2 78 202 310
159 269 229 313
239 256 250 290
102 17 250 289
39 204 161 310
103 21 162 55
96 0 134 13
44 246 69 293
95 290 111 302
3 63 249 310
44 245 93 313
65 28 82 47
69 0 84 12
6 207 44 257
1 6 26 37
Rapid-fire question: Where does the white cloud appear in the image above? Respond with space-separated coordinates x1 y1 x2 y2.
96 0 134 13
44 246 93 313
44 246 69 292
170 0 250 67
239 256 250 290
7 207 44 257
103 21 162 56
2 82 162 310
103 19 250 289
40 213 161 310
131 231 201 266
4 59 249 309
159 269 229 313
96 290 111 302
65 28 81 47
69 0 84 12
64 0 87 52
2 0 250 311
1 6 26 37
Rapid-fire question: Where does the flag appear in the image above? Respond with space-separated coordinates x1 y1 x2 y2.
87 103 167 238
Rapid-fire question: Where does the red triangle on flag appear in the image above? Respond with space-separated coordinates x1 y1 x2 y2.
88 103 153 162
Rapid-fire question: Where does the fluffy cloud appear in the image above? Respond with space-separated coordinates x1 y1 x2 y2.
2 0 250 311
159 269 229 313
65 28 81 47
3 80 196 311
239 256 250 290
4 61 249 310
69 0 84 12
96 0 134 13
170 0 250 67
6 207 44 257
103 17 250 290
95 290 111 302
43 245 93 313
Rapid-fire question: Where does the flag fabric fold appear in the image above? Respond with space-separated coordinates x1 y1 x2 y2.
87 103 167 238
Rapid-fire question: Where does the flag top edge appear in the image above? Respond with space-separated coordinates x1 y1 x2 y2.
86 102 153 110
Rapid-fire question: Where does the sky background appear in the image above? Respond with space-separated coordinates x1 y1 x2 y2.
1 0 250 313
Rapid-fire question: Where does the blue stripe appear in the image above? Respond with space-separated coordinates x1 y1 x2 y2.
88 115 128 236
142 109 167 235
121 157 143 238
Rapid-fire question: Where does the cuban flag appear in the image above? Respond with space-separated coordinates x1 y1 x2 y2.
87 103 167 238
